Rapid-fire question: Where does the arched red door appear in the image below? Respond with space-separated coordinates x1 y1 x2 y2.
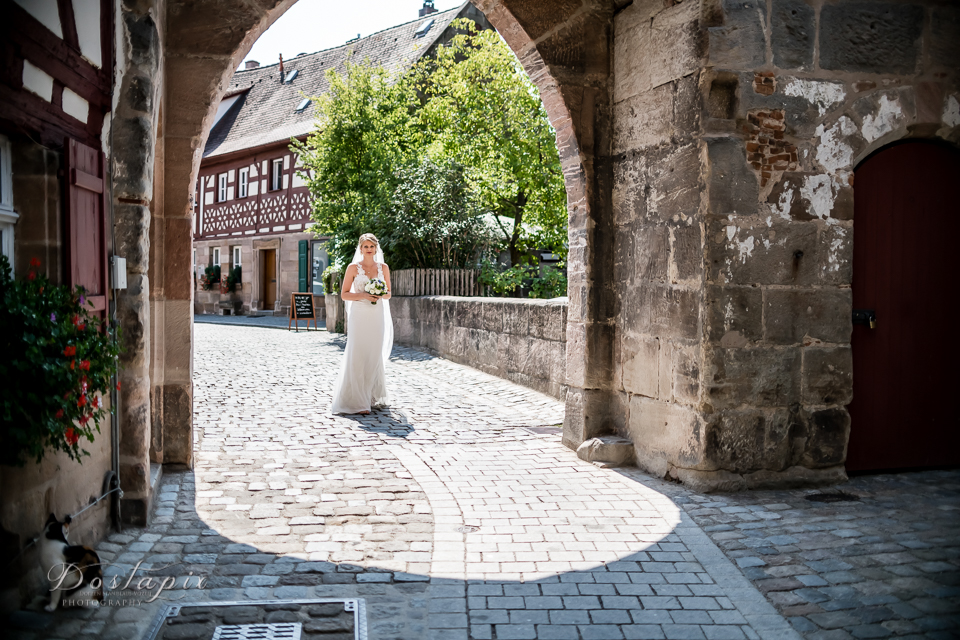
847 141 960 472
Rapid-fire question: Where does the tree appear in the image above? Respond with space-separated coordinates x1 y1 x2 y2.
295 20 568 276
410 20 567 267
292 60 419 266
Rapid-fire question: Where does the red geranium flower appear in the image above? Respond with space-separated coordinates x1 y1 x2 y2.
30 257 41 268
92 396 99 409
116 381 121 390
27 272 36 281
55 409 64 419
77 394 87 407
71 315 79 326
64 346 76 357
79 360 90 371
78 414 90 426
70 360 76 370
65 428 79 445
78 324 86 331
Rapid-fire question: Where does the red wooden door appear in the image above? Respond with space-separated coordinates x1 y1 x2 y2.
847 141 960 471
64 138 108 316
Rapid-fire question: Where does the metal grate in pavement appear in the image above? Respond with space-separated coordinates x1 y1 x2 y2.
212 623 302 640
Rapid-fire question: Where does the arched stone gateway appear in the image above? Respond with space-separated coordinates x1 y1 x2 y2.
107 0 960 519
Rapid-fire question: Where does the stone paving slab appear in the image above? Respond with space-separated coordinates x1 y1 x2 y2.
663 472 960 640
10 326 951 640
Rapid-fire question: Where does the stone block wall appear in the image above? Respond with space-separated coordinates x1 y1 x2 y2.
613 0 960 490
391 296 567 400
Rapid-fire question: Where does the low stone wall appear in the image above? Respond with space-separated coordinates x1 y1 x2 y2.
391 296 567 400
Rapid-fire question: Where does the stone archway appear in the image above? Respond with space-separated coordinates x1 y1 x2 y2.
109 0 616 520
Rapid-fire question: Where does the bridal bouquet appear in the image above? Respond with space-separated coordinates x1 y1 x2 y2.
364 278 388 304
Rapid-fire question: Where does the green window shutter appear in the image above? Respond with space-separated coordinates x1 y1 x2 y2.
298 240 308 292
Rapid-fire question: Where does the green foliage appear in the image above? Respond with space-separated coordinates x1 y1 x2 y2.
225 265 242 292
479 259 567 298
410 20 567 264
201 264 221 290
529 263 567 299
321 265 342 295
384 158 497 269
295 19 567 271
0 255 122 467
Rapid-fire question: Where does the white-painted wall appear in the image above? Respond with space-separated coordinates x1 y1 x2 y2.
13 0 62 37
73 0 102 67
22 61 54 102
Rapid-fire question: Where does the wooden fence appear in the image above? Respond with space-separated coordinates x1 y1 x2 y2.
391 268 486 297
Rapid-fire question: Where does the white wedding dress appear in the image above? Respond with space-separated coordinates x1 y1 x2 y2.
330 260 392 414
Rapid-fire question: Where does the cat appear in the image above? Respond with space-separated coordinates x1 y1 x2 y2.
38 514 103 611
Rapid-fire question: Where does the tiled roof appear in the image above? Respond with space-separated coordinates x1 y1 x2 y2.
203 3 471 160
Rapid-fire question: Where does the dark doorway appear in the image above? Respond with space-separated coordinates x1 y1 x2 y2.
262 248 277 310
847 141 960 472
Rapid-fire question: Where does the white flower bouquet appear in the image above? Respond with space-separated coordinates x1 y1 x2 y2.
364 278 388 304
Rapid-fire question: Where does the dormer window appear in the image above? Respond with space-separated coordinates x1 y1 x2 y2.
415 18 434 38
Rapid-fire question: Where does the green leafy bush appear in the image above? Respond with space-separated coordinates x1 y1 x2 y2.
201 265 221 291
529 263 567 299
0 255 122 466
479 259 567 298
321 265 342 295
225 265 242 292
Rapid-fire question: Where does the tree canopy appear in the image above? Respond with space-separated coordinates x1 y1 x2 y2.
294 19 567 277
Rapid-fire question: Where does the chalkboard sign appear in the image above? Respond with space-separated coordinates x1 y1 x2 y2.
288 293 318 331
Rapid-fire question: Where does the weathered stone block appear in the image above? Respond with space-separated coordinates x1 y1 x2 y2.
616 222 669 285
162 383 192 465
615 0 701 103
852 89 914 144
764 288 851 345
621 333 659 397
707 346 800 408
672 343 701 405
771 0 815 70
674 468 746 492
818 224 852 286
707 0 766 69
622 283 700 341
800 407 850 468
612 84 675 153
819 3 924 74
612 154 647 225
502 332 530 374
501 301 528 336
481 300 502 333
929 7 960 72
706 285 763 345
707 138 759 216
576 436 636 467
744 464 847 489
526 337 554 379
627 396 705 477
802 346 852 405
647 143 701 221
670 223 703 283
703 408 795 473
707 218 820 286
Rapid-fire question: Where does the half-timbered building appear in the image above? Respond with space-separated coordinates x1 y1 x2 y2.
193 1 492 318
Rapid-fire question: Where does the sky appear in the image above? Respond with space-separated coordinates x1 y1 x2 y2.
243 0 466 68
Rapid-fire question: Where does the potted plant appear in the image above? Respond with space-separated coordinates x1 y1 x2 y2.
0 256 122 466
200 264 221 290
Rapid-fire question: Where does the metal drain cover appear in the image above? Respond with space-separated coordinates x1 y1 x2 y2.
144 599 366 640
212 623 301 640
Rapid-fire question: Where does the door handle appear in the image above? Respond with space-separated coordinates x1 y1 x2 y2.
852 309 877 329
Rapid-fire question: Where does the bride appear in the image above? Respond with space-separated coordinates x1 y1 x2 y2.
331 233 393 415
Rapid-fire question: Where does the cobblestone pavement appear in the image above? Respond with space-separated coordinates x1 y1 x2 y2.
667 472 960 640
7 326 956 640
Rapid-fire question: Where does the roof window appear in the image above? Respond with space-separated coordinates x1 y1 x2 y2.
295 98 311 113
415 18 435 38
284 69 299 84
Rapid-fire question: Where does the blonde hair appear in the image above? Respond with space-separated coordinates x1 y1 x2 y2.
358 233 379 247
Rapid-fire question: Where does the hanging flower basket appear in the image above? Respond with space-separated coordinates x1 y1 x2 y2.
0 256 122 467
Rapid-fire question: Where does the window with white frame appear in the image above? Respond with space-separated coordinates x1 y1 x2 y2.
0 136 17 275
271 158 283 191
238 167 249 198
213 247 220 267
218 173 227 202
232 246 241 266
